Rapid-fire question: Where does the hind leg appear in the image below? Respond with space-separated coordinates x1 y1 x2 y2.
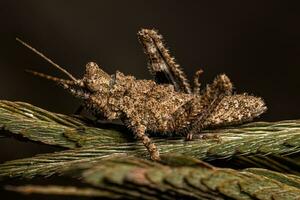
186 74 233 140
138 29 192 94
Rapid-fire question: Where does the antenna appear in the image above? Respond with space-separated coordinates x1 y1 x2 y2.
16 37 77 81
25 69 83 86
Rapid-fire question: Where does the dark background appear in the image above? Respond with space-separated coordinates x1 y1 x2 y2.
0 0 299 199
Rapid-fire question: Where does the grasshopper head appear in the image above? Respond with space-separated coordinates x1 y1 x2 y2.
83 62 112 93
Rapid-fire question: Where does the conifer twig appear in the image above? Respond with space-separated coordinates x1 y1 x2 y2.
5 155 300 200
5 185 115 197
1 100 300 199
0 100 299 157
0 100 300 177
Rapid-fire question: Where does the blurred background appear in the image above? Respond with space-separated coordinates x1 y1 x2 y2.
0 0 299 198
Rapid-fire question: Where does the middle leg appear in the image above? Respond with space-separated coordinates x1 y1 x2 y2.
132 124 160 161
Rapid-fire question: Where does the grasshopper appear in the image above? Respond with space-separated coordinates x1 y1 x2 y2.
17 29 266 160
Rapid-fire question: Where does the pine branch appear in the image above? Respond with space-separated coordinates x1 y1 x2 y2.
1 100 300 157
1 100 300 199
0 100 131 148
243 168 300 189
5 155 300 200
0 100 300 178
5 185 116 198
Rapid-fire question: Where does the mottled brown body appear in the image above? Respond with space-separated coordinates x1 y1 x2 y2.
87 70 192 132
17 28 267 161
83 67 265 133
89 70 264 126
